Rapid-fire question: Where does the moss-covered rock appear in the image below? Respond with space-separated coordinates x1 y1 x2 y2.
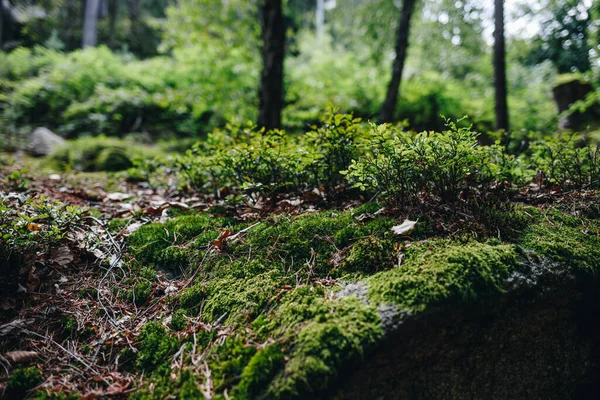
124 206 600 399
367 240 519 312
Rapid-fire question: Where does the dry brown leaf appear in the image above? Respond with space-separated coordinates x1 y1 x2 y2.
26 223 40 232
106 380 130 395
50 246 74 267
27 270 41 292
212 228 232 250
5 350 38 363
82 390 103 400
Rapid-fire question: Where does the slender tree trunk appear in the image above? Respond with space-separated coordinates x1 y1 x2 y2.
316 0 325 40
0 0 4 49
258 0 285 130
379 0 417 123
99 0 109 19
82 0 100 48
493 0 509 131
127 0 139 23
108 0 118 49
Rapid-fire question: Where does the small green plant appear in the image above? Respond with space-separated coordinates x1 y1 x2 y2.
531 134 600 189
0 194 84 295
305 108 364 193
5 168 31 191
344 119 491 205
215 124 307 201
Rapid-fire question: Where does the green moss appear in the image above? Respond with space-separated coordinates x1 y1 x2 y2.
520 211 600 275
236 344 285 399
181 270 282 324
136 322 178 373
231 212 396 276
338 236 397 274
130 280 153 306
210 336 257 391
7 366 43 394
128 213 224 272
63 316 77 335
130 369 203 400
367 240 518 312
107 217 130 233
263 293 382 398
31 390 80 399
169 309 187 331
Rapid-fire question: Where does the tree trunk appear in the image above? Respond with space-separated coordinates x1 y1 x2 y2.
258 0 286 130
82 0 100 48
0 0 4 49
493 0 509 131
127 0 139 22
316 0 325 40
379 0 417 123
108 0 118 49
99 0 109 19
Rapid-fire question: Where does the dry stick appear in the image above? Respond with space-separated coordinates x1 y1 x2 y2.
23 329 109 384
86 216 126 328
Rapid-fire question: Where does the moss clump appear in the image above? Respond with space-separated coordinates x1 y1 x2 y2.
226 211 396 277
263 292 382 398
236 344 285 399
106 217 130 233
169 309 187 331
130 369 204 400
135 322 178 373
180 270 282 324
338 236 397 274
127 213 226 273
31 390 80 399
129 280 153 306
367 240 518 312
7 366 43 395
210 336 258 390
520 210 600 275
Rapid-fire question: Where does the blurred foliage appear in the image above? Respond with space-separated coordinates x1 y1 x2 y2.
48 135 167 172
0 0 597 149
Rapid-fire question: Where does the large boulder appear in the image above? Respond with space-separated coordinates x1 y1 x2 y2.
28 127 66 156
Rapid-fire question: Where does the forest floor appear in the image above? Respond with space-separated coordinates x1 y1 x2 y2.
1 152 599 399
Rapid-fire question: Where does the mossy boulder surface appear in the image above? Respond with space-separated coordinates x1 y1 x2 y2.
123 206 600 399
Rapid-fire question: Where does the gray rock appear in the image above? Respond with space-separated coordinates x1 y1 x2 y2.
28 127 65 156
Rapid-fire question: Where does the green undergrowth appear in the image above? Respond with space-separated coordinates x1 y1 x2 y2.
47 136 168 173
123 204 600 399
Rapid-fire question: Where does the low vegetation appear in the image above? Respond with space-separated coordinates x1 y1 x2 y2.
1 111 599 398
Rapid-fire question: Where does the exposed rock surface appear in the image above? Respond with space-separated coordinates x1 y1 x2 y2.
28 127 65 156
333 255 600 400
553 78 600 130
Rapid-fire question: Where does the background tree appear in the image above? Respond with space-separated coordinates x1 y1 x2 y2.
258 0 286 129
525 0 593 73
82 0 100 48
494 0 509 131
379 0 417 123
107 0 118 49
0 0 4 49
